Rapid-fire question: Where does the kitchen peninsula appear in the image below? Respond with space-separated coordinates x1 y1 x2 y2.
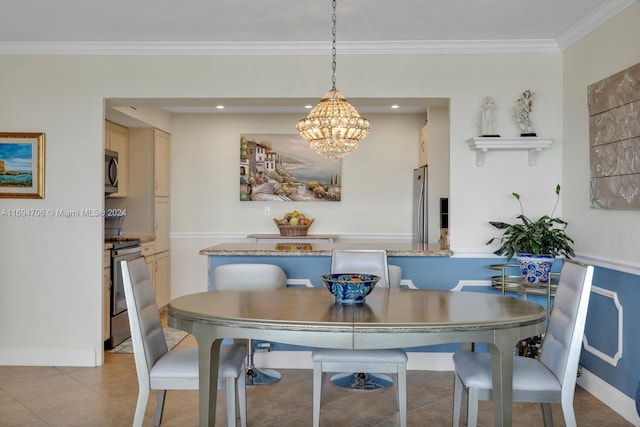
200 241 462 291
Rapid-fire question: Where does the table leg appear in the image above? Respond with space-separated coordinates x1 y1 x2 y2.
489 333 514 427
195 332 222 427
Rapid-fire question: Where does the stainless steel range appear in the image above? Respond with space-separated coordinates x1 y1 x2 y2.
106 237 142 349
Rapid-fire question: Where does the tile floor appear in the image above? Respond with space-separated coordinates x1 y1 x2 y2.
0 333 633 426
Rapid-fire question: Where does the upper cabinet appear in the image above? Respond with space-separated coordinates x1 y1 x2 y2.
105 120 128 197
108 127 170 244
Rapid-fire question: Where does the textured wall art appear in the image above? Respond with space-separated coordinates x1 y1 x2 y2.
588 62 640 209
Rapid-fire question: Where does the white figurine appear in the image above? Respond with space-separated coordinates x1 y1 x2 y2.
513 90 536 135
480 95 497 136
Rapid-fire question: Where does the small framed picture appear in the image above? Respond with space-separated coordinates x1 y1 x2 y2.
0 132 45 199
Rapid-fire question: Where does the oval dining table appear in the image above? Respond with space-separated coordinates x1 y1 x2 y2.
168 287 546 427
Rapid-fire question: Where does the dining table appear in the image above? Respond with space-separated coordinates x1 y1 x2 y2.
168 287 546 427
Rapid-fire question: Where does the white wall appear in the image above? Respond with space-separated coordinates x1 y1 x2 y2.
426 106 450 243
0 50 564 366
563 1 640 271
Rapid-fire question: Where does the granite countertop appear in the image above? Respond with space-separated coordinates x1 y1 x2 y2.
104 235 155 251
199 241 452 257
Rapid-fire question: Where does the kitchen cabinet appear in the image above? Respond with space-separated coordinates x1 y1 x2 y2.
106 127 172 309
154 250 170 308
141 241 155 285
105 120 128 197
154 197 170 253
103 249 111 342
141 240 169 308
108 127 170 248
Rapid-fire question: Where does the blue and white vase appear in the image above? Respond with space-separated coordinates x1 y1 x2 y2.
516 253 554 284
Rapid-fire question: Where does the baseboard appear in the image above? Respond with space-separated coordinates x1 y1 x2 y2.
0 348 97 367
577 368 640 425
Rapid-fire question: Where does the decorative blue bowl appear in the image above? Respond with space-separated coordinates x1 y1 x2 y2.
321 273 381 304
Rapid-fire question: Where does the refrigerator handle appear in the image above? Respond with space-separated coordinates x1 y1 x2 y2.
417 188 424 238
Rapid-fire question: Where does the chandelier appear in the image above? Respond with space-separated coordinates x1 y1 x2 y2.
296 0 370 159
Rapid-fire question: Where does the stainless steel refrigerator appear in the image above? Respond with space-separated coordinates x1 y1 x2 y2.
412 166 428 243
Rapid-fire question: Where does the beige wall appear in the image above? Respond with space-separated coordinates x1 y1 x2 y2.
563 0 640 270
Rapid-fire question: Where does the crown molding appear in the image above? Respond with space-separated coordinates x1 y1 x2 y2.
0 39 561 56
556 0 636 50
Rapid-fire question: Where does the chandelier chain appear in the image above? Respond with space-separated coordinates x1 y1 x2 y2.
295 0 370 159
331 0 337 90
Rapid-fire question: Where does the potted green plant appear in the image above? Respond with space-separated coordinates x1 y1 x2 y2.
486 184 575 284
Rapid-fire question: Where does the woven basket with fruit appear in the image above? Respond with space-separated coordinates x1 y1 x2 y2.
273 211 314 236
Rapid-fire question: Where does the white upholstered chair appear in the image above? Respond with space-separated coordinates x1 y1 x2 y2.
122 257 247 427
452 260 594 427
213 263 288 385
312 249 407 427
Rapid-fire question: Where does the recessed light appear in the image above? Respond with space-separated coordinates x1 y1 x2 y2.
216 105 224 110
304 105 313 109
391 105 400 109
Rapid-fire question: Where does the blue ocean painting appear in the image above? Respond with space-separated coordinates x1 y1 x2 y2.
0 143 33 187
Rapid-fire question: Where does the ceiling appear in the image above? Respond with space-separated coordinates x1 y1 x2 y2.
5 0 634 116
1 0 633 51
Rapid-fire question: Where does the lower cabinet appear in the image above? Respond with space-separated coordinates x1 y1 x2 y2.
154 250 170 308
141 241 170 309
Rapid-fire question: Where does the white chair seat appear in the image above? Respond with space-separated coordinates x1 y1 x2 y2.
150 345 247 387
453 352 562 394
312 348 407 364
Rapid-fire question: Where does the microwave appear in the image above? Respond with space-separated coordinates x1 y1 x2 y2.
105 149 119 195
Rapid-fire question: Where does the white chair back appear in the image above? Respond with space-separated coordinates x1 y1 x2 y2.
540 259 594 391
122 256 168 382
331 249 391 288
213 263 287 291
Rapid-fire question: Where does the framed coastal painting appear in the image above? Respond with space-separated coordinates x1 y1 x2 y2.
240 133 342 202
0 132 45 199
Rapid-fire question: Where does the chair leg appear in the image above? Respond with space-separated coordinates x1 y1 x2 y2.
392 373 400 410
541 403 553 427
225 377 236 427
238 369 247 427
398 365 407 427
560 395 578 427
150 389 163 427
452 374 462 426
467 387 479 427
246 339 281 385
313 361 323 427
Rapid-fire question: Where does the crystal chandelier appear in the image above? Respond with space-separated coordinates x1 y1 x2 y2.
296 0 370 159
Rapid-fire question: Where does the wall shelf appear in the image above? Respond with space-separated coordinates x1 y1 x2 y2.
466 137 552 166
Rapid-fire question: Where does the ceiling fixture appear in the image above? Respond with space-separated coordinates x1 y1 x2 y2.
295 0 370 159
